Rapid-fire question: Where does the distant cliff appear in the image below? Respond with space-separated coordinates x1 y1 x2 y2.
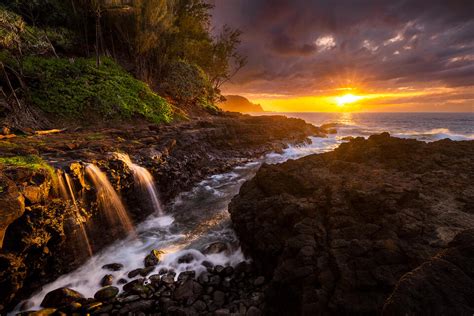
219 95 264 113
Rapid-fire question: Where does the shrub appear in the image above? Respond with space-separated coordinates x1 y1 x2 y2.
160 60 214 105
22 56 174 124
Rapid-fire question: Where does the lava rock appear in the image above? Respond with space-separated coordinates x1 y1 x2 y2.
202 242 229 255
94 286 119 301
40 287 84 308
174 279 203 305
100 274 113 287
102 263 124 271
229 134 474 315
178 253 195 264
128 268 142 278
144 249 163 267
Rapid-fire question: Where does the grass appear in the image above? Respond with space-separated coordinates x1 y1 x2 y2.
21 56 174 124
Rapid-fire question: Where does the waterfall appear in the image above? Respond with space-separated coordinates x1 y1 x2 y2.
115 153 164 216
85 164 134 234
56 170 93 257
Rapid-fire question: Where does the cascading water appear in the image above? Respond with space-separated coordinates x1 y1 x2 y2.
115 153 164 216
85 164 134 233
18 136 341 312
56 170 93 257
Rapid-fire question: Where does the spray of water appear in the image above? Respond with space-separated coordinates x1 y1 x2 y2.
85 164 134 233
115 153 164 216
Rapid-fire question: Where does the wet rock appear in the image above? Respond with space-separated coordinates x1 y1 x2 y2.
214 265 225 275
174 279 203 304
84 301 102 312
123 279 147 294
102 263 124 271
117 294 140 303
94 286 119 301
214 308 230 316
159 267 169 275
201 260 214 269
144 249 163 267
197 272 210 284
128 268 142 278
222 266 234 277
22 308 58 315
209 275 221 286
118 300 154 314
100 274 113 287
178 253 195 264
161 274 175 285
213 291 226 307
246 306 262 316
149 274 161 284
117 278 128 285
192 300 207 312
202 242 229 255
253 276 265 287
40 287 84 308
178 270 196 281
139 266 155 277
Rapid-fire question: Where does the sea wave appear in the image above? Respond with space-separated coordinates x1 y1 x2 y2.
393 128 474 141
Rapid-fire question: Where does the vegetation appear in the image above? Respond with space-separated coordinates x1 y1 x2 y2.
0 0 246 129
22 56 173 124
0 155 54 174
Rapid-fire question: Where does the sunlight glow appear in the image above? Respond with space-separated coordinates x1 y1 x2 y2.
335 94 364 107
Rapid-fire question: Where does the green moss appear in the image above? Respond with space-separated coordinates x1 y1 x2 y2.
0 155 54 175
22 56 174 124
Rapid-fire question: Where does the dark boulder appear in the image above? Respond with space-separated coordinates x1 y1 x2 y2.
94 286 119 301
102 263 124 271
144 249 163 267
40 287 84 308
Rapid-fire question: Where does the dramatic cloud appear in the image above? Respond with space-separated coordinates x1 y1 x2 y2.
211 0 474 111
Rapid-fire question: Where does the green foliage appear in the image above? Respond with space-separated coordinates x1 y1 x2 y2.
0 155 54 174
0 6 73 55
160 60 213 103
22 56 173 124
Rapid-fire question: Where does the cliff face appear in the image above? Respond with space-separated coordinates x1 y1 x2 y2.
219 95 264 113
0 113 324 312
229 133 474 315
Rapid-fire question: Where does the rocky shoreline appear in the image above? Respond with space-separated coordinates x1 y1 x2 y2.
229 133 474 315
0 113 325 313
20 251 269 315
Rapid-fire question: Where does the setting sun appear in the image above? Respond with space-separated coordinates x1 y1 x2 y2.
335 94 364 107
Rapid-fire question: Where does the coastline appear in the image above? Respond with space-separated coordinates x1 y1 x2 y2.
0 113 325 312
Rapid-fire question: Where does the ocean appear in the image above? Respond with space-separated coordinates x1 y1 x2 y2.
258 112 474 142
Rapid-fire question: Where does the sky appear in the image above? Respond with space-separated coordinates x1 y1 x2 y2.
211 0 474 112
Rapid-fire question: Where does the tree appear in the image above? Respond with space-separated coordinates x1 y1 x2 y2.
208 25 247 90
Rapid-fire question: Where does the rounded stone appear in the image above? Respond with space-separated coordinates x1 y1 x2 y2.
94 286 119 301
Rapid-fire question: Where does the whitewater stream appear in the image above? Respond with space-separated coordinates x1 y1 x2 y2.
17 134 340 312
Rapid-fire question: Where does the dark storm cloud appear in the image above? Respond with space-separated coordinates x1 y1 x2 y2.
211 0 474 95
